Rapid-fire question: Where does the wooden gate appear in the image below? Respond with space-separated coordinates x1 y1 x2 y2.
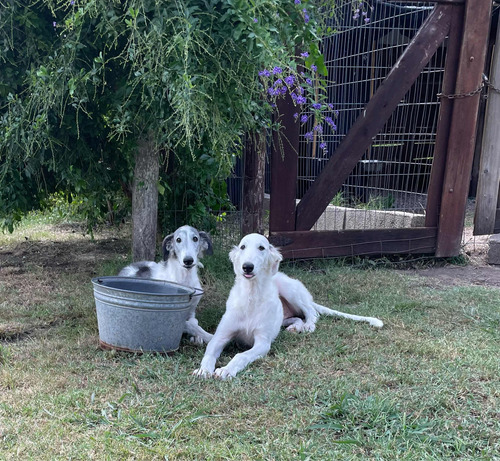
268 0 492 259
474 10 500 236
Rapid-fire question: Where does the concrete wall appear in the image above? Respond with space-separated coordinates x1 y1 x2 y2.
264 194 425 230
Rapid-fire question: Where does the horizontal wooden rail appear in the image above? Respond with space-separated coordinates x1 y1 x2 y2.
385 0 464 4
269 228 437 259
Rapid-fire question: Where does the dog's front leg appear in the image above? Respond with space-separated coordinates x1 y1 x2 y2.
214 336 272 380
193 330 233 378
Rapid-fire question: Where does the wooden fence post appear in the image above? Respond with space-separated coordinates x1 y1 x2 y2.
435 0 492 257
473 15 500 235
425 4 464 227
269 94 300 233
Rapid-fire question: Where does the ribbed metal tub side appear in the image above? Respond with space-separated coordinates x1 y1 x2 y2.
92 277 198 353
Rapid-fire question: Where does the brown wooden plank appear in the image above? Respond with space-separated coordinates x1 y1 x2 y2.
435 0 492 256
269 228 437 259
296 4 452 232
425 4 464 227
269 94 299 232
385 0 464 3
473 18 500 235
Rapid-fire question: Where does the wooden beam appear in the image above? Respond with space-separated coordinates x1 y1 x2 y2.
296 4 452 231
425 4 465 227
269 94 299 232
269 228 437 259
473 18 500 235
385 0 464 3
435 0 492 256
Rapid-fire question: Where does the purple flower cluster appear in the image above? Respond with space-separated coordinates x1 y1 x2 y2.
303 8 310 24
258 51 339 155
291 93 307 105
352 1 372 23
325 116 337 131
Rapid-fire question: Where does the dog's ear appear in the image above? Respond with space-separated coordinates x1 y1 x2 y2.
198 231 213 257
229 245 239 263
162 233 175 260
268 244 283 275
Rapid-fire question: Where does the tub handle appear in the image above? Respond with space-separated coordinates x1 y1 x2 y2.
190 287 204 299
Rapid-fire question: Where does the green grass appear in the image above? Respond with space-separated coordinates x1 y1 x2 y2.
1 219 499 460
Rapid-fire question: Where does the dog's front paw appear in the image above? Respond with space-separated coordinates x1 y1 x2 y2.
193 368 213 379
214 367 236 380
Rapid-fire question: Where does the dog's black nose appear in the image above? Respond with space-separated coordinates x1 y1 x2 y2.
183 257 194 266
242 262 254 274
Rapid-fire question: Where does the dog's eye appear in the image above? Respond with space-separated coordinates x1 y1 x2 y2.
240 245 246 250
258 246 265 251
176 237 182 243
193 236 198 242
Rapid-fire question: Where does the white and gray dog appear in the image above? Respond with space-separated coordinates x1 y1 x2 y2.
194 233 383 379
119 225 213 344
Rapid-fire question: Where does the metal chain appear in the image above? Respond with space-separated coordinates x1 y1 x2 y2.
483 74 500 95
437 74 500 100
437 82 484 100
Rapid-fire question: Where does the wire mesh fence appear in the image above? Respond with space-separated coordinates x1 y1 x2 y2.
295 0 443 231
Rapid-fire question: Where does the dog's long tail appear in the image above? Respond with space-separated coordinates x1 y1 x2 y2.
312 303 384 328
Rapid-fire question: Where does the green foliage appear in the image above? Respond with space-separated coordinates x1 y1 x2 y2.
329 192 395 210
358 193 395 210
0 0 325 231
159 146 235 232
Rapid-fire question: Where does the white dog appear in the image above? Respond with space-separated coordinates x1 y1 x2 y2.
119 225 213 344
193 233 383 379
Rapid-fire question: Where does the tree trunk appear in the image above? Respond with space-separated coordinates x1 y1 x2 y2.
132 135 159 262
241 131 266 235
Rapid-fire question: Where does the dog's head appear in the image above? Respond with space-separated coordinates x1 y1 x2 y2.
229 233 282 280
162 225 213 269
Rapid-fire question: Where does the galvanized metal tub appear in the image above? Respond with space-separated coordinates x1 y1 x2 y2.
92 276 200 354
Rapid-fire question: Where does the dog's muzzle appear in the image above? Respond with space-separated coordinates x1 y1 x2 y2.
242 262 255 279
183 257 195 269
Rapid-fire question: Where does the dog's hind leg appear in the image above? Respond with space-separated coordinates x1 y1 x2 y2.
283 317 316 333
184 318 213 345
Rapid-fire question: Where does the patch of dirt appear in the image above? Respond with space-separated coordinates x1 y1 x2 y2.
413 264 500 288
0 224 131 316
410 226 500 288
0 225 130 278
